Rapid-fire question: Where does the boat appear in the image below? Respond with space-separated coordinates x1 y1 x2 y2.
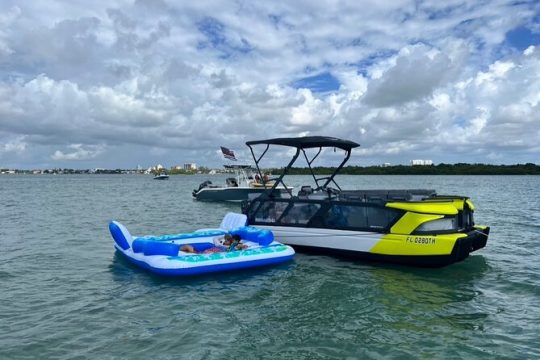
109 212 295 276
192 164 290 201
240 136 490 267
153 173 169 180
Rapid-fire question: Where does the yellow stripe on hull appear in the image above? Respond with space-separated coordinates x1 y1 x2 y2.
390 212 443 234
466 199 475 211
386 202 459 215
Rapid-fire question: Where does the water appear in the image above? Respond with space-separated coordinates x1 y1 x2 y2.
1 175 539 359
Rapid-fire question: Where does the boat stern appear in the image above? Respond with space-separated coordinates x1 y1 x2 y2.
450 225 490 262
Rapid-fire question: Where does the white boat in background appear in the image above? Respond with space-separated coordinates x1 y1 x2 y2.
153 173 169 180
192 164 290 201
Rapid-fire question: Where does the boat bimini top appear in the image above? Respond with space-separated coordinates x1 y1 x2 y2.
246 136 360 197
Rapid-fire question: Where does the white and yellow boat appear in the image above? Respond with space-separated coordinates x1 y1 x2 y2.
241 136 490 267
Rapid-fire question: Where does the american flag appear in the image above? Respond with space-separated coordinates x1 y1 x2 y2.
220 146 237 161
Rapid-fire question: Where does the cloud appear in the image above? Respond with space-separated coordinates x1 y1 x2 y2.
0 135 26 153
0 6 21 56
0 0 539 168
362 43 461 107
51 144 105 161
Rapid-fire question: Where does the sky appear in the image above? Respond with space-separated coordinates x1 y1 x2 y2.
1 0 540 169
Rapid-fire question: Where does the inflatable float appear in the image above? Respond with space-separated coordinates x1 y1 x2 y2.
109 212 295 276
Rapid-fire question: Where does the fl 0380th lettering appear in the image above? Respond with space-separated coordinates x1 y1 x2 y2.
406 236 436 245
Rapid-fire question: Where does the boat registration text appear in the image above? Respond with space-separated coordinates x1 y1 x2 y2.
406 236 436 245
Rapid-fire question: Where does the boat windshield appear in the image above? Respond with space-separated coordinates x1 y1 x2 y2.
223 164 254 187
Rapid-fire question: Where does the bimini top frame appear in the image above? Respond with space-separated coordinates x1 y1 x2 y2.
245 136 360 197
223 164 252 169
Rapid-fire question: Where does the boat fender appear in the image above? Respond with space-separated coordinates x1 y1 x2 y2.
132 239 181 256
109 221 132 250
230 226 274 246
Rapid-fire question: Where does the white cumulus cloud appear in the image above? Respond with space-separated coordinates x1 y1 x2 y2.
51 144 105 161
0 0 539 168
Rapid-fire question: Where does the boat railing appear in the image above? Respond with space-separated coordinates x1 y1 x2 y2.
242 195 405 233
338 189 436 202
242 188 475 234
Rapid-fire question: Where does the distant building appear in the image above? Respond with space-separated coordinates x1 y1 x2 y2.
410 159 433 166
382 163 391 167
184 163 197 171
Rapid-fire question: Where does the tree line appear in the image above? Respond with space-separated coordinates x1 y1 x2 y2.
265 163 540 175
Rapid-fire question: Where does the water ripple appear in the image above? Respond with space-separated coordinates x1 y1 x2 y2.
1 175 539 359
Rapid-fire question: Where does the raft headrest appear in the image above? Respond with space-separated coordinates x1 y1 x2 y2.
109 221 132 250
230 226 274 246
220 212 248 231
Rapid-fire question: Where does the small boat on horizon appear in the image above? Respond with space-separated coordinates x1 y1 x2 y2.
153 173 169 180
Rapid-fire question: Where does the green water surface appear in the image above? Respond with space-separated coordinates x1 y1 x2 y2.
1 175 539 359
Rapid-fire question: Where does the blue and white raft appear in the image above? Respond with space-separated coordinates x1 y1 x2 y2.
109 213 295 276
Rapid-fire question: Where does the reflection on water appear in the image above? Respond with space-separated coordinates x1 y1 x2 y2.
362 256 492 353
370 255 490 305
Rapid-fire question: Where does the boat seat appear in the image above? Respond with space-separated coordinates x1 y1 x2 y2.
297 185 313 197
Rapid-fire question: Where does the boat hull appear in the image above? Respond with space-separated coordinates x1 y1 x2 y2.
255 225 490 267
193 187 288 202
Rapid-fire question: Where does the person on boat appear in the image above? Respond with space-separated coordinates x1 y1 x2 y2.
263 173 269 183
254 174 261 183
180 244 197 253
